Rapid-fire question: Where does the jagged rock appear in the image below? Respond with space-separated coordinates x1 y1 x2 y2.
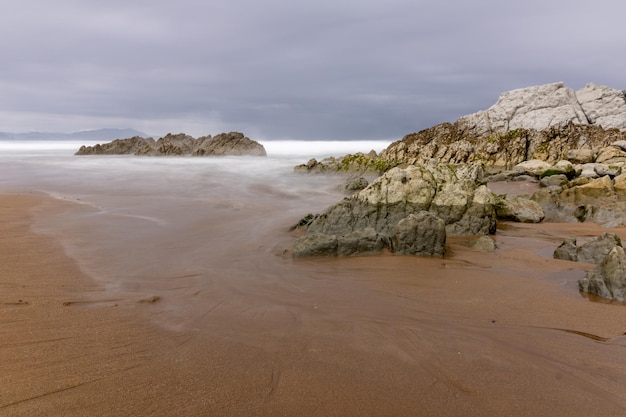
554 233 622 264
554 238 578 261
193 132 267 156
577 233 622 264
390 212 446 256
458 82 626 134
76 132 266 156
294 163 495 257
495 195 545 223
579 246 626 301
576 83 626 130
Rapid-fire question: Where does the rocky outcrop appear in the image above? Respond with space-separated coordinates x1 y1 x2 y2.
390 212 446 256
293 163 496 258
298 83 626 175
553 233 622 264
579 246 626 302
75 132 266 156
458 82 626 135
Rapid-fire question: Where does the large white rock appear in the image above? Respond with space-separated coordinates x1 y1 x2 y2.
576 83 626 130
458 82 626 135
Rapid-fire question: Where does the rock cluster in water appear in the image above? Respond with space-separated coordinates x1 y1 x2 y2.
75 132 266 157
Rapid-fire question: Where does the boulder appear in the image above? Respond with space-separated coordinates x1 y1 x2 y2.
577 233 622 264
390 212 446 256
579 246 626 302
495 195 545 223
566 149 595 164
539 174 568 188
513 159 553 177
295 163 496 257
553 238 577 261
553 233 622 264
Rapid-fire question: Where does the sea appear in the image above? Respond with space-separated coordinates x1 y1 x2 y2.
0 139 392 329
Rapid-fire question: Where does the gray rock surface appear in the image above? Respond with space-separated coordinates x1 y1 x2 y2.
553 238 577 261
294 163 496 257
577 233 622 264
458 82 626 134
579 246 626 302
495 195 545 223
390 212 446 256
76 132 266 156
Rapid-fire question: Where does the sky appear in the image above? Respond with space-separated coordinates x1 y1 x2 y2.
1 0 625 140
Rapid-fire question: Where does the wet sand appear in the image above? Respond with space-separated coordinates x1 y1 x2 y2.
2 193 626 416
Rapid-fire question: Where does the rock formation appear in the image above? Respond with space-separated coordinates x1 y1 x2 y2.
579 246 626 302
75 132 266 157
293 162 496 258
297 82 626 173
553 233 622 264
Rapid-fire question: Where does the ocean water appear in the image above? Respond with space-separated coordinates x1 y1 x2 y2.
0 139 392 328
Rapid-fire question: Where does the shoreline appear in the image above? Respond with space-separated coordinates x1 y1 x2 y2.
2 193 626 416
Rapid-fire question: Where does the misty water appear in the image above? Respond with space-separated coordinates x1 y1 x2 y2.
0 139 392 329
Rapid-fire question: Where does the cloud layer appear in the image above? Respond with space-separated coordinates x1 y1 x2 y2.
1 0 625 139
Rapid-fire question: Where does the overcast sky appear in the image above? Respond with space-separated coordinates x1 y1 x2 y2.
1 0 624 140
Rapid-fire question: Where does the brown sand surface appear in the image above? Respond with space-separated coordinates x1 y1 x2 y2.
1 194 626 416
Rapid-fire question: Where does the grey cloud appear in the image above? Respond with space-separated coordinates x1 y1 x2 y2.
1 0 625 139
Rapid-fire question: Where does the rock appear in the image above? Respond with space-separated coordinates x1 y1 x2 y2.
344 177 369 193
390 212 446 256
594 163 622 178
194 132 267 156
469 236 497 252
539 174 568 188
337 227 385 256
293 233 338 258
577 233 622 264
495 195 545 223
579 246 626 302
513 159 553 177
553 238 577 261
613 173 626 199
566 149 595 164
576 83 626 131
295 163 496 257
76 132 266 157
579 163 599 178
376 83 626 171
595 145 626 165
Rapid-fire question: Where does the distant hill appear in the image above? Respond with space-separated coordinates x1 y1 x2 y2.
0 128 150 141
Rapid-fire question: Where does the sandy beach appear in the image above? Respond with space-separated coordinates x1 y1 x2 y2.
1 192 626 416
